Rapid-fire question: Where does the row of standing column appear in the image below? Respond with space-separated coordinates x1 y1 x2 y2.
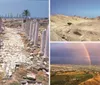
22 19 49 57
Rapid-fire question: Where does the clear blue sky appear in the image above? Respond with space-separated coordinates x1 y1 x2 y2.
0 0 48 18
51 0 100 18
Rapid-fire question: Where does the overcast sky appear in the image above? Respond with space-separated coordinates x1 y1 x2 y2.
51 43 100 65
51 0 100 18
0 0 48 18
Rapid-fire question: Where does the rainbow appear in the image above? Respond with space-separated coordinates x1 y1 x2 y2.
82 43 91 65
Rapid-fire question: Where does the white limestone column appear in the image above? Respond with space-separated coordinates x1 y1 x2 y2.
22 19 26 32
25 20 29 37
24 20 29 37
29 20 33 40
0 18 2 33
40 29 46 54
27 20 31 38
23 23 25 32
24 21 27 35
44 25 49 57
31 20 36 43
21 20 24 31
34 20 39 46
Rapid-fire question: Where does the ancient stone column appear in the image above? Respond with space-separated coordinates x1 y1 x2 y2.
27 20 31 38
0 18 2 33
22 19 26 32
29 20 33 40
44 25 49 57
24 21 27 35
30 20 36 43
23 23 26 32
40 29 46 55
34 20 39 46
21 20 24 31
24 19 30 38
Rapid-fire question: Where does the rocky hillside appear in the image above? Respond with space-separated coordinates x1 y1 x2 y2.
50 14 100 41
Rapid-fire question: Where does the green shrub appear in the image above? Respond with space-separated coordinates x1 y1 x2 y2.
67 22 72 25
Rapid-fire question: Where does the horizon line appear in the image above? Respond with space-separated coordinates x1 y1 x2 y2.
50 13 100 18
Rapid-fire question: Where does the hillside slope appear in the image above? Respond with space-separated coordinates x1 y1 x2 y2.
79 75 100 85
50 15 100 41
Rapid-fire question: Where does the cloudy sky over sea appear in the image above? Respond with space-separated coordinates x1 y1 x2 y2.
51 43 100 65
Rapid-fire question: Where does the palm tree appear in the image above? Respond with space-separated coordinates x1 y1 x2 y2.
22 9 30 19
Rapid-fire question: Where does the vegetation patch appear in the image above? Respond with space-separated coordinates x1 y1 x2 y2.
67 22 72 25
51 71 93 85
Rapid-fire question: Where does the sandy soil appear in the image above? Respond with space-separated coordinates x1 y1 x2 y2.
50 14 100 41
